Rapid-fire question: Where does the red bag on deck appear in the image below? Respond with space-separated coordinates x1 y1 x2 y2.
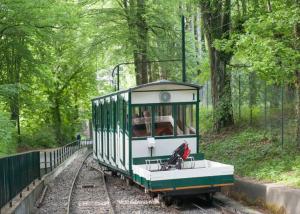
182 143 191 160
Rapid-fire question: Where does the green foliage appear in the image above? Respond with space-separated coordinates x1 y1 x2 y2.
199 106 213 133
0 0 98 148
0 112 17 156
19 126 56 149
201 129 300 187
215 1 300 84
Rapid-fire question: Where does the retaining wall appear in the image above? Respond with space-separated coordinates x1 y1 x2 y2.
222 177 300 214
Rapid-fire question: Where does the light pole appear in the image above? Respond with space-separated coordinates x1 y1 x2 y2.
111 59 181 91
181 15 186 82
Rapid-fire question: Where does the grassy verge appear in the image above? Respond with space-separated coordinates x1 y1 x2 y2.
201 129 300 188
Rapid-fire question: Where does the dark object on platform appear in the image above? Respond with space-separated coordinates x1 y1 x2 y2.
161 142 191 171
76 134 81 142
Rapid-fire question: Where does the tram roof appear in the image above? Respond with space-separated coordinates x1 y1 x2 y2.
92 80 202 101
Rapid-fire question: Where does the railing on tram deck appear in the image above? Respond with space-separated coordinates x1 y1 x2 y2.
0 151 40 208
0 139 92 210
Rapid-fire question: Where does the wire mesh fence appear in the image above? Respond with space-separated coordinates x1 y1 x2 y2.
199 71 298 147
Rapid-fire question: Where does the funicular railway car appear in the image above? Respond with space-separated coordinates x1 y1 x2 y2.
92 80 234 202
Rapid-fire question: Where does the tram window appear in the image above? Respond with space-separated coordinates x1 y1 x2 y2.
113 101 117 132
176 104 196 135
125 101 129 133
119 98 124 131
154 105 174 136
132 106 152 138
100 103 103 131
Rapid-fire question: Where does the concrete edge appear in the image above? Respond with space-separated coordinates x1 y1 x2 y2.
221 177 300 214
0 148 89 214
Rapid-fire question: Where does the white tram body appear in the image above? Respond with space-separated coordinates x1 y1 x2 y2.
92 81 234 196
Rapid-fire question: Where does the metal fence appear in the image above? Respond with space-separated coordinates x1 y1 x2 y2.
40 140 93 176
199 72 297 147
0 151 40 208
0 139 92 209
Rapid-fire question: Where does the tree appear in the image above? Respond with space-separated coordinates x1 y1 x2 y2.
199 0 234 131
221 0 300 146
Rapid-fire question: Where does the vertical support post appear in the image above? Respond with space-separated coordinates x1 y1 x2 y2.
264 81 267 131
249 73 253 125
117 65 120 91
44 152 47 174
281 82 284 148
56 150 59 165
53 151 56 168
238 74 241 120
206 82 209 108
50 152 52 171
59 149 62 163
181 15 186 82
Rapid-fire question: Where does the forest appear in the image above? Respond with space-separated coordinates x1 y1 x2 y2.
0 0 299 159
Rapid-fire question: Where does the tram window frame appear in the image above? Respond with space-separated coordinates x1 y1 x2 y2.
176 104 196 136
124 99 129 134
131 105 152 138
97 102 101 130
131 103 197 139
119 97 124 132
113 100 117 132
153 104 174 137
99 102 102 133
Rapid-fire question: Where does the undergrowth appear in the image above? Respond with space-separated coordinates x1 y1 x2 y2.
201 129 300 187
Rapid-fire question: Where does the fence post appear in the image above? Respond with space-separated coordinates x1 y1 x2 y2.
62 147 65 161
60 149 62 164
264 81 267 131
54 151 56 168
281 82 284 148
38 152 41 180
238 73 241 121
249 73 253 125
50 152 52 171
56 150 59 165
44 152 47 174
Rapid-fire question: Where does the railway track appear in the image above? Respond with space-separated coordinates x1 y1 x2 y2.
37 150 260 214
190 200 237 214
89 165 116 214
66 152 115 214
169 195 245 214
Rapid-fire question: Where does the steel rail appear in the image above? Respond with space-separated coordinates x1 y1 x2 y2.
212 199 239 214
89 165 116 214
191 202 207 212
66 152 92 214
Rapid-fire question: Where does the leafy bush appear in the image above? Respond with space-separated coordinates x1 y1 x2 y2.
199 106 213 133
0 112 17 156
20 126 57 149
201 129 300 187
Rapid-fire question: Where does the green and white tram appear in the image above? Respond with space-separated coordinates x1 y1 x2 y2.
92 80 234 197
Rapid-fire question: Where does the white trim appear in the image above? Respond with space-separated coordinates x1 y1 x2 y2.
133 160 234 181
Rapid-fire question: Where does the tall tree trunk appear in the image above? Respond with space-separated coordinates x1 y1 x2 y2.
200 0 234 131
52 95 63 144
6 37 22 139
123 0 149 85
195 8 205 75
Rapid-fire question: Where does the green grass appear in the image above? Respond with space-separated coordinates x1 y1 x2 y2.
201 129 300 187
